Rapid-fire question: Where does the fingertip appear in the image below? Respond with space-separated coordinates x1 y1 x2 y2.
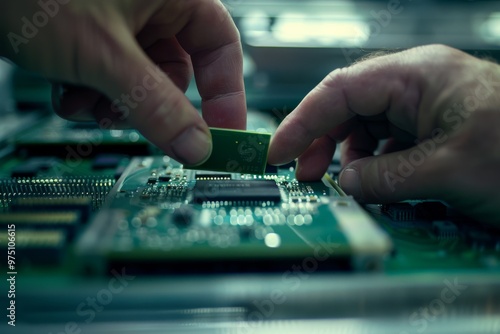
168 126 213 166
295 159 329 182
267 136 289 166
52 84 99 122
339 167 364 199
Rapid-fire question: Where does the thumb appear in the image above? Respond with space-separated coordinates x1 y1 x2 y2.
86 25 212 166
338 142 449 203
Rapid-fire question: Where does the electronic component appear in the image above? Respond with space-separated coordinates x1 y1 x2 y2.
75 156 392 274
382 203 416 221
11 164 39 178
0 212 80 225
463 228 500 251
92 154 126 170
2 110 499 283
195 172 232 181
193 180 281 204
0 177 115 210
0 230 67 265
159 175 172 182
432 221 459 240
11 157 60 178
382 201 450 224
0 212 80 239
14 115 150 156
184 128 271 175
11 197 92 221
416 202 448 220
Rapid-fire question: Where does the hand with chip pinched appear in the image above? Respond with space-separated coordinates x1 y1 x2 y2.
268 45 500 224
0 0 246 165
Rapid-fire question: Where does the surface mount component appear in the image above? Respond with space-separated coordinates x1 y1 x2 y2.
185 128 272 175
76 157 392 274
193 180 281 204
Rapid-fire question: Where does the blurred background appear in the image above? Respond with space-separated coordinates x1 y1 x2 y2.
229 0 500 110
4 0 500 116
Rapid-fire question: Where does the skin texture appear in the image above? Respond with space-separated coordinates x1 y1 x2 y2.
268 45 500 224
0 0 246 165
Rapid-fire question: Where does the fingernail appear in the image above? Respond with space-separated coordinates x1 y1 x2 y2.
339 168 363 199
171 127 212 165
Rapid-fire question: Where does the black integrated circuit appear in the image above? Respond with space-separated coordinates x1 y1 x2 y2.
193 180 281 204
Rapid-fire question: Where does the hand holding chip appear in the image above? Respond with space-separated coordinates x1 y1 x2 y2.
268 45 500 223
0 0 246 165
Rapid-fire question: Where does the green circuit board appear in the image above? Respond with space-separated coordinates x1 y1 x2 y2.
75 156 393 274
185 128 272 175
0 113 499 277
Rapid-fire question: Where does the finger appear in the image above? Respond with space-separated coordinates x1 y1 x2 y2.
54 37 193 125
340 124 379 167
54 84 135 128
143 38 193 93
83 23 212 165
175 1 246 129
293 119 384 180
338 144 448 204
339 121 417 167
295 117 392 180
267 69 355 165
52 84 100 122
379 138 414 155
268 51 422 165
295 135 337 181
283 118 355 180
329 117 358 141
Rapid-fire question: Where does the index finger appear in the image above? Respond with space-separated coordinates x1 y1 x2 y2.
267 52 420 165
176 0 246 130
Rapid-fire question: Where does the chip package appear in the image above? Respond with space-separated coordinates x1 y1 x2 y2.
193 180 281 204
185 128 271 175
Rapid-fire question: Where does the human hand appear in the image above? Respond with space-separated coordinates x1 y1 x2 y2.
0 0 246 165
268 45 500 223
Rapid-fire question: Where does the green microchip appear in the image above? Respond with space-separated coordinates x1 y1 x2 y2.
185 128 271 175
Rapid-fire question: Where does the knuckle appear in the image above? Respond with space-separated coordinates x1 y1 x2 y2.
322 67 349 90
